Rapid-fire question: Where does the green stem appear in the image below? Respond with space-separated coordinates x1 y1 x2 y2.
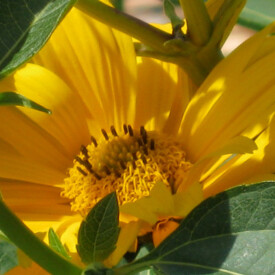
210 0 246 47
0 199 83 275
175 56 208 86
197 46 224 73
179 0 212 46
76 0 173 53
76 0 223 86
134 43 207 87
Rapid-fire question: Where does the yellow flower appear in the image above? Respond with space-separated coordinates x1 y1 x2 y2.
1 7 275 273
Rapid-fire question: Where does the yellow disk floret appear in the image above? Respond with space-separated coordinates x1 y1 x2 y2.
62 125 191 215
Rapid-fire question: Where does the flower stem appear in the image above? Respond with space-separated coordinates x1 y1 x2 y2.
210 0 246 47
175 56 208 86
76 0 224 86
76 0 173 53
0 199 83 275
134 44 208 86
179 0 212 46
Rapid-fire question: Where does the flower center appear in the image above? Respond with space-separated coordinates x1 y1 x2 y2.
62 125 191 215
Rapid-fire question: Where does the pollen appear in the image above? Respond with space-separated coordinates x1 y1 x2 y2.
61 125 192 215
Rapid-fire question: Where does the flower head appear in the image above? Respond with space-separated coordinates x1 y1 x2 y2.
0 7 275 272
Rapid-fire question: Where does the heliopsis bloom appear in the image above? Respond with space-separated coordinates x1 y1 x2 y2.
1 7 275 274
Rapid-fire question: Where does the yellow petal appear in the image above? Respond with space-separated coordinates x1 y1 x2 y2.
203 114 275 197
242 174 275 185
0 180 71 218
163 68 196 135
121 179 203 225
120 182 174 224
6 262 49 275
198 135 257 162
33 7 137 129
0 63 90 169
134 58 193 133
6 216 83 274
55 216 82 254
177 135 257 193
180 22 275 162
0 155 64 186
152 219 179 247
173 181 203 217
26 216 82 257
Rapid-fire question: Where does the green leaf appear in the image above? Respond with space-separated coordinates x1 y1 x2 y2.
77 192 120 264
238 0 275 30
0 240 18 275
0 231 9 243
0 92 51 113
116 181 275 274
48 228 71 260
0 0 76 78
134 245 158 275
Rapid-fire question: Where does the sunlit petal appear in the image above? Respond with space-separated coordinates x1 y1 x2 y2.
180 23 275 162
204 115 275 196
33 8 137 129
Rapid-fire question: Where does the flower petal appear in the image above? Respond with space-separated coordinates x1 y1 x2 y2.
173 181 203 217
203 114 275 197
33 8 137 129
120 182 174 224
134 58 193 134
176 135 257 192
0 63 90 171
0 155 64 186
180 23 275 162
152 219 179 247
121 181 203 224
6 262 49 275
0 180 71 218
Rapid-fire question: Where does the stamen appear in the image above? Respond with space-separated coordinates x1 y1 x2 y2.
75 156 86 166
114 170 121 177
120 160 126 170
123 124 128 134
132 152 137 160
143 146 148 155
150 139 155 150
75 156 93 174
141 155 147 164
140 126 147 144
167 175 174 185
63 126 192 215
91 136 98 147
80 145 89 158
110 125 118 137
103 165 111 175
93 172 102 181
77 158 102 180
77 166 87 176
101 129 109 140
128 125 134 136
137 137 143 147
